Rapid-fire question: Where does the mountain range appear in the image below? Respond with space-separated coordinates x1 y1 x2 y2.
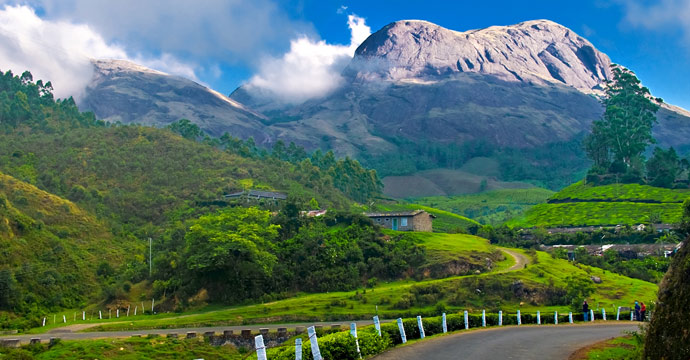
77 19 690 195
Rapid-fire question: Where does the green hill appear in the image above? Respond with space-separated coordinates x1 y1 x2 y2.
508 182 690 228
0 171 136 326
412 188 555 225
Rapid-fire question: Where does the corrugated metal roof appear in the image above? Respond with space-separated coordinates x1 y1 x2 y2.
364 210 425 217
224 190 287 200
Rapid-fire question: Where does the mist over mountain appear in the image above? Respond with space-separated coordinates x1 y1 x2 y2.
79 19 690 193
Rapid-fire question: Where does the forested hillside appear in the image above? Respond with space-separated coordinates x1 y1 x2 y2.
0 69 383 325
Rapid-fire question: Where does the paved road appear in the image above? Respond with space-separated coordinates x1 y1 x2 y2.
374 323 638 360
0 320 390 345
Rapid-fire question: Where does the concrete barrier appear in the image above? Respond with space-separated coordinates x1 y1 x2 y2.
29 338 41 345
223 330 234 337
203 331 215 338
277 327 287 337
186 332 197 339
0 339 20 348
259 328 269 337
241 329 252 338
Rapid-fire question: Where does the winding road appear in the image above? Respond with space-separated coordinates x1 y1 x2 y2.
373 323 638 360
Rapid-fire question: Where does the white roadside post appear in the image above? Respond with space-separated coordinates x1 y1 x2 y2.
152 299 155 314
602 309 606 321
417 316 425 339
517 310 521 325
117 309 119 318
373 316 382 337
82 311 85 321
616 307 621 321
127 305 130 317
590 309 594 322
482 310 486 327
295 338 303 360
568 312 573 324
350 323 361 358
537 311 541 325
62 315 66 323
554 311 558 325
499 311 503 326
42 317 46 327
134 306 137 316
464 311 469 330
255 335 267 360
630 311 634 321
442 313 448 333
307 326 323 360
99 311 102 320
396 318 407 344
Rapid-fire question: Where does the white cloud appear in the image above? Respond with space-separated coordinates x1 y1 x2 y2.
617 0 690 44
0 4 197 99
246 15 371 104
21 0 312 66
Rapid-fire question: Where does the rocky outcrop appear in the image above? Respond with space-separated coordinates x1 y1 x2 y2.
347 20 612 93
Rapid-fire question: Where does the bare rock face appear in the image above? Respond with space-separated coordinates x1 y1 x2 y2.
80 59 270 141
348 20 612 93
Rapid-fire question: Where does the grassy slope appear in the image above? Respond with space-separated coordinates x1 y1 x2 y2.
0 171 135 311
78 242 656 333
509 182 690 228
375 203 480 232
412 188 555 225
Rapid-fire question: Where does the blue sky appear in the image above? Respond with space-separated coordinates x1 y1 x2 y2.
0 0 688 109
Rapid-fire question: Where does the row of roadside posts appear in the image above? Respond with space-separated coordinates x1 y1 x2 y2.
254 306 634 360
41 300 156 327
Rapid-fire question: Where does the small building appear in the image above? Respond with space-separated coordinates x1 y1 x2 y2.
364 210 435 232
224 190 287 201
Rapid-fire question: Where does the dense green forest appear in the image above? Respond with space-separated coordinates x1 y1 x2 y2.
0 69 384 325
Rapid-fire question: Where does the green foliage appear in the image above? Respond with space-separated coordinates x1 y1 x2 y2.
166 118 203 140
184 207 279 302
0 337 242 359
646 146 682 188
585 65 661 168
552 249 670 283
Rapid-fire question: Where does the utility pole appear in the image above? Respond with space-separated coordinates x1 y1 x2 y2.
149 237 152 278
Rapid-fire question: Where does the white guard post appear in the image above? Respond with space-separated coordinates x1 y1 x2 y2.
417 316 425 339
616 307 621 321
517 310 521 325
397 318 407 344
350 323 361 358
255 335 267 360
499 311 503 326
537 311 541 325
442 313 447 333
295 338 302 360
569 312 573 324
555 311 558 325
590 309 594 322
373 315 382 337
602 309 606 321
307 326 322 360
482 310 486 327
464 311 469 329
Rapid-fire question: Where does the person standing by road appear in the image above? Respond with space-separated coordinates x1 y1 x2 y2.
640 302 646 321
583 300 589 322
634 301 641 321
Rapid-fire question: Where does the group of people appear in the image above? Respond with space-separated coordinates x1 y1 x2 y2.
582 300 646 321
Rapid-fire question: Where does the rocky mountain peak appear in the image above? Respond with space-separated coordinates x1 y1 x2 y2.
348 19 612 93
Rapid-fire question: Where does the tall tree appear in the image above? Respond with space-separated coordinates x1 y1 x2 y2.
585 65 662 168
647 147 681 188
